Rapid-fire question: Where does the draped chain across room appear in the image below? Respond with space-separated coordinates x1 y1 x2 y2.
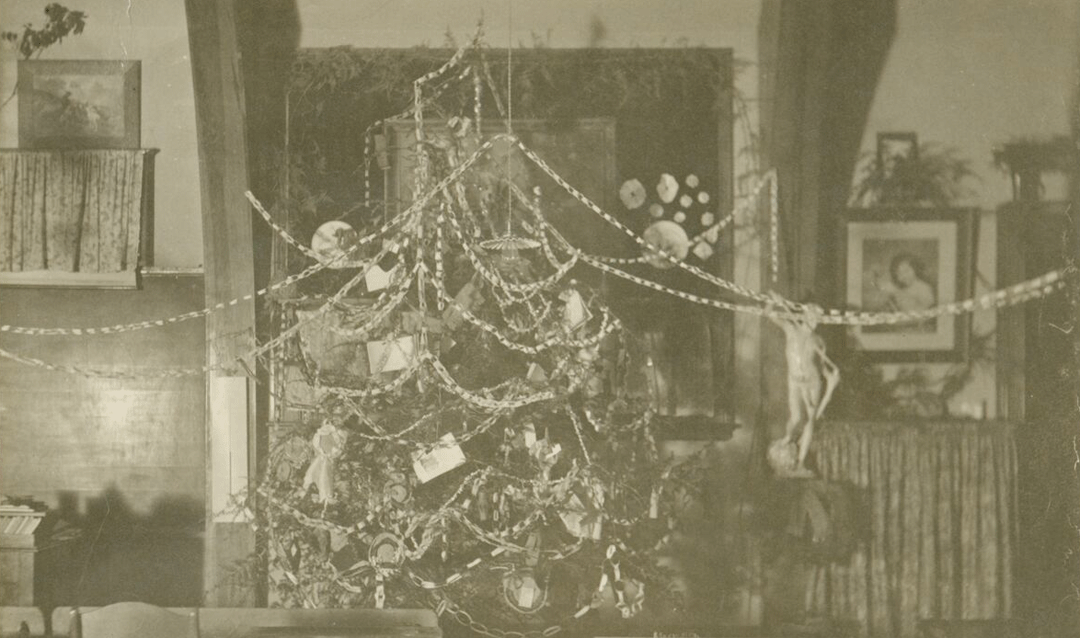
808 421 1016 638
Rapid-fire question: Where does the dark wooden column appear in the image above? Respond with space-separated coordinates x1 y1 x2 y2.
185 0 259 606
756 0 896 626
757 0 896 428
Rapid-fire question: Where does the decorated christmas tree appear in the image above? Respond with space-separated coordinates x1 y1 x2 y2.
244 29 717 632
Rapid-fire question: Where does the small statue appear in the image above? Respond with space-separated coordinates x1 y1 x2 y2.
766 293 840 478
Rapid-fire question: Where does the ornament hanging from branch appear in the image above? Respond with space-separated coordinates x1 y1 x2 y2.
303 419 348 504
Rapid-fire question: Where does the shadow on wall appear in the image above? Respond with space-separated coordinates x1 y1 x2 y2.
38 486 203 609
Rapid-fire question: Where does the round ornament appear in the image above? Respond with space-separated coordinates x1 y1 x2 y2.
383 471 410 504
369 532 404 568
311 220 360 268
641 220 690 269
502 568 547 613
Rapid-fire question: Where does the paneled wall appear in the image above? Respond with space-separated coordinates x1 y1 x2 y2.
0 273 206 604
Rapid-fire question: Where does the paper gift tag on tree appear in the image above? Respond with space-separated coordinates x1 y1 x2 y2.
366 336 417 374
412 433 466 483
364 263 397 292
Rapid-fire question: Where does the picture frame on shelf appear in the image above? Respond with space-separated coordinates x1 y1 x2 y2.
17 59 141 149
876 131 918 180
839 208 976 362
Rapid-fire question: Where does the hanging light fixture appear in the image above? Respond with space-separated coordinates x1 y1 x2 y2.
480 0 540 253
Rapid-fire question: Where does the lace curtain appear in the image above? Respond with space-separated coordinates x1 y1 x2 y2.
808 421 1016 637
0 150 148 273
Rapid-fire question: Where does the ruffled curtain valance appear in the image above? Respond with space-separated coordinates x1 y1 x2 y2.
0 150 150 274
808 421 1016 638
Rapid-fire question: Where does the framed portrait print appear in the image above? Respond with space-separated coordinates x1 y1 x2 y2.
840 208 975 361
17 59 141 149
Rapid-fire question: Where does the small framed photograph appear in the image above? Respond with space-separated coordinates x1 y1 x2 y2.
840 208 976 361
18 59 141 149
876 131 918 179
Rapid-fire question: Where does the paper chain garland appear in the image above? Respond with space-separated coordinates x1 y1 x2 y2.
0 22 1073 632
0 139 1068 342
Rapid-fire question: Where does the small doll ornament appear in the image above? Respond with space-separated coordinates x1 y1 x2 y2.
766 293 840 478
303 419 348 504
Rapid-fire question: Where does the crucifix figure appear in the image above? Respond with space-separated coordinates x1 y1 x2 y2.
766 293 840 478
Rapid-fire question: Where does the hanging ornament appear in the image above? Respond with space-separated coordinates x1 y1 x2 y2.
641 220 690 269
656 173 679 204
692 240 714 261
525 362 549 385
369 532 405 569
702 223 721 245
366 336 418 375
561 289 592 331
502 568 547 613
302 419 348 504
383 471 411 505
311 220 361 268
531 439 562 481
412 433 467 483
619 178 646 210
274 436 311 482
559 480 604 540
513 421 537 449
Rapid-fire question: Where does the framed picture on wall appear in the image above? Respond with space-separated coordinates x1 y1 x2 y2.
840 208 976 361
876 131 918 179
17 59 141 149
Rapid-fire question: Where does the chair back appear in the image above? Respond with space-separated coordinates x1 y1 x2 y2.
70 602 199 638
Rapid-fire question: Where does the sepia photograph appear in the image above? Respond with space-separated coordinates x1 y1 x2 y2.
842 209 975 361
0 2 1077 638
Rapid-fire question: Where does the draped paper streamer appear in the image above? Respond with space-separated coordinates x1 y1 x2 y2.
302 421 348 504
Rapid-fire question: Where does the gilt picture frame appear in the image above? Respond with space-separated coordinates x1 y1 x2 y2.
17 59 141 149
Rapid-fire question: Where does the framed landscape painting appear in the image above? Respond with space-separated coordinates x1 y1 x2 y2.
18 59 141 149
840 208 976 361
